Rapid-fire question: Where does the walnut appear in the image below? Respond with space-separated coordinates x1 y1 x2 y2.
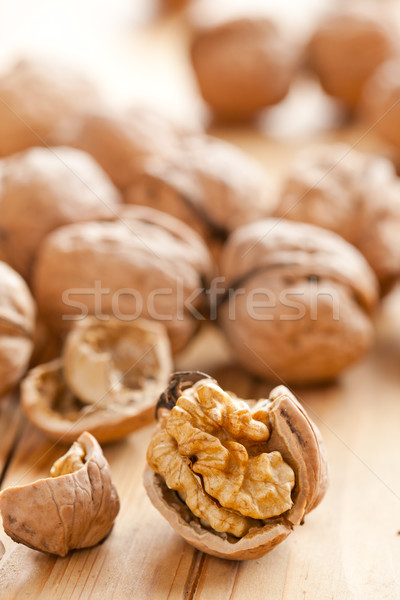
30 319 62 368
307 8 395 109
0 432 120 556
21 317 172 443
278 144 400 293
32 206 214 353
144 373 328 560
219 219 378 384
190 18 296 121
124 135 275 254
362 59 400 152
61 107 188 190
0 146 121 281
0 58 98 157
0 262 36 398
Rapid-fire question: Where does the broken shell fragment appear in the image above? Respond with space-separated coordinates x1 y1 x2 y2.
21 318 172 443
144 374 328 560
0 432 120 557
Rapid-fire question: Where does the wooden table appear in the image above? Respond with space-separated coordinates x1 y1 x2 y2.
1 1 400 598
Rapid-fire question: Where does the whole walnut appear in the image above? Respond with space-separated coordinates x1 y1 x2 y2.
0 58 99 157
190 18 296 121
144 373 328 560
307 8 395 109
0 432 120 556
219 219 378 385
362 59 400 151
0 146 121 281
124 134 275 254
61 108 188 190
278 144 400 293
0 262 36 397
33 207 214 353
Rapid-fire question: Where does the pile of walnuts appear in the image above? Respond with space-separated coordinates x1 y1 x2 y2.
0 6 400 560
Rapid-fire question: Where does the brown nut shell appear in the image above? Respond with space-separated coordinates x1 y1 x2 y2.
124 134 275 250
0 262 36 397
277 144 400 292
219 219 378 384
0 58 98 157
144 380 328 560
191 18 296 121
0 432 120 556
63 108 187 190
307 8 395 109
362 59 400 152
32 206 214 353
63 316 172 408
21 319 172 443
0 146 121 280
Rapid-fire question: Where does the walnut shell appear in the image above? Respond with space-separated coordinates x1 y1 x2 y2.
0 58 98 157
0 262 36 397
32 206 214 353
362 59 400 151
124 134 275 251
144 375 328 560
0 432 119 556
307 8 395 109
21 318 172 443
219 219 378 384
190 18 296 121
63 107 187 190
277 144 400 293
0 146 121 281
63 316 172 407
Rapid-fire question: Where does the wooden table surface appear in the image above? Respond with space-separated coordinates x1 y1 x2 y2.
1 1 400 599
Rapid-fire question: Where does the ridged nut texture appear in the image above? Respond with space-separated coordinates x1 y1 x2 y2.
219 219 378 384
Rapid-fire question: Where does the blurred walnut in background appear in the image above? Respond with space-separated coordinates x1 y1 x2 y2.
124 134 275 257
190 18 297 121
362 59 400 152
0 58 99 157
0 146 121 281
278 144 400 294
307 7 396 110
65 107 274 256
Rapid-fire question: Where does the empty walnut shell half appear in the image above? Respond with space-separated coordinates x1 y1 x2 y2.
219 219 378 385
21 318 172 443
190 18 296 121
0 432 120 556
0 146 121 281
307 8 395 109
144 373 328 560
277 144 400 294
0 262 36 398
